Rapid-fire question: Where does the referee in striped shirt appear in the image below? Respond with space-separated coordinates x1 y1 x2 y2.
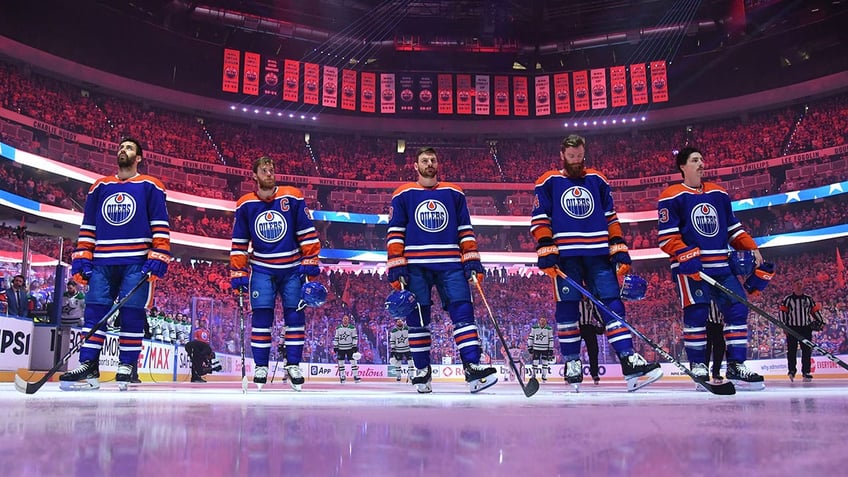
779 280 825 382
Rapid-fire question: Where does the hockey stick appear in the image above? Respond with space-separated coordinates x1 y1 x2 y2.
471 276 539 397
699 271 848 372
14 273 151 395
237 292 248 393
556 269 735 395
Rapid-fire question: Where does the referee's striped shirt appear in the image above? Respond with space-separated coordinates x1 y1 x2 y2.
779 293 823 326
578 300 603 327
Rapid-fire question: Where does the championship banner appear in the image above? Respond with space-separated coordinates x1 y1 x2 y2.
380 73 396 114
494 76 509 116
475 75 490 115
572 70 589 111
261 58 280 98
513 76 528 116
650 60 669 103
222 49 240 93
590 68 607 110
303 63 320 105
360 72 376 113
242 52 260 96
554 72 570 114
283 59 300 102
456 74 472 115
399 74 416 112
437 74 453 114
610 65 627 107
417 74 435 114
322 65 338 108
534 75 550 116
341 69 357 111
630 63 648 105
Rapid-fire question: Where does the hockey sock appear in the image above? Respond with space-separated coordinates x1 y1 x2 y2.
683 303 709 364
283 307 305 364
78 303 111 362
600 298 635 355
117 307 145 366
251 308 274 366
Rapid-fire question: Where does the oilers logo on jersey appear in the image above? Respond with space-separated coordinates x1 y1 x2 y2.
253 211 288 243
414 200 448 233
101 193 136 226
559 186 594 219
690 203 719 237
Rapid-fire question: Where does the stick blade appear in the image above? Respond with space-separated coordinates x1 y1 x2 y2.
14 374 40 395
701 380 736 395
523 377 540 397
241 377 248 394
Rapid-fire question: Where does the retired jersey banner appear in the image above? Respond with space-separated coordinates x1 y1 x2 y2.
437 74 453 114
418 74 435 113
283 59 300 102
360 72 376 113
650 60 669 103
572 70 589 111
630 63 648 105
456 75 472 114
590 68 607 110
262 58 280 98
513 76 529 116
303 63 320 105
475 75 490 115
610 65 627 107
398 74 415 112
322 66 338 108
222 49 240 93
242 52 260 96
534 75 551 116
380 73 396 114
494 76 510 116
554 72 570 114
341 69 357 111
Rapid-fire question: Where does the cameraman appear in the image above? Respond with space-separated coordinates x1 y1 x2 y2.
185 320 220 383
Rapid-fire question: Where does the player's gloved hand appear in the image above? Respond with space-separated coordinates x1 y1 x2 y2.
352 346 359 354
142 249 170 280
71 249 94 285
536 237 559 278
462 251 484 283
387 256 409 290
744 262 775 296
676 246 702 280
333 347 339 356
230 269 249 294
609 237 632 279
297 257 321 279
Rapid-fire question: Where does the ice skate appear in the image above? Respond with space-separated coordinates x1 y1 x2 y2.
802 373 813 383
412 366 432 394
463 362 497 393
59 360 100 391
565 359 583 392
620 353 663 392
592 375 600 385
354 375 361 383
690 362 710 392
396 373 402 382
253 366 268 391
285 365 304 391
115 363 133 391
726 361 765 391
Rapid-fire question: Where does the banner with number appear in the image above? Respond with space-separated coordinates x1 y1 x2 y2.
380 73 395 114
418 74 435 114
341 69 357 111
303 63 320 105
456 74 472 115
534 75 550 116
262 58 280 98
494 76 509 116
475 75 490 115
361 72 376 113
590 68 607 110
322 66 338 108
610 65 627 107
437 74 453 114
399 74 416 113
242 52 260 96
650 60 669 103
513 76 528 116
283 59 300 102
573 70 589 111
222 49 240 93
630 63 648 105
554 72 570 114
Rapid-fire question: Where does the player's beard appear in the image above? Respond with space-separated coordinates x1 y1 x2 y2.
417 164 437 179
564 161 584 178
258 176 275 191
117 152 135 169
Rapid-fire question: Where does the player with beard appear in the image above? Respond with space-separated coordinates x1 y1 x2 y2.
230 156 321 391
386 147 497 394
531 134 662 392
60 138 171 391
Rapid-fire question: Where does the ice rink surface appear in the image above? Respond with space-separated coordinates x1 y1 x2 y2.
2 377 847 477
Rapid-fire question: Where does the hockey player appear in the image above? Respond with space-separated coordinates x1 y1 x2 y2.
60 279 85 328
333 314 360 383
527 317 554 382
230 156 321 391
532 134 662 392
658 147 767 391
389 318 412 382
386 146 498 394
60 138 171 391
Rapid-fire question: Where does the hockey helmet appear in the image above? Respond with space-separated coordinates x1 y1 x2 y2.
300 281 328 308
729 250 756 277
385 289 417 318
620 274 648 301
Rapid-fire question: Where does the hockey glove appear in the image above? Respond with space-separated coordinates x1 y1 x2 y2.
387 256 410 290
352 346 359 353
142 249 171 280
609 237 632 279
743 262 775 296
536 237 559 278
297 257 321 279
462 251 485 283
675 246 702 280
333 347 339 356
230 269 249 294
71 249 94 284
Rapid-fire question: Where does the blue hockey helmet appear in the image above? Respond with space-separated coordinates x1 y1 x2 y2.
620 274 648 301
385 289 417 318
729 250 756 277
300 281 328 308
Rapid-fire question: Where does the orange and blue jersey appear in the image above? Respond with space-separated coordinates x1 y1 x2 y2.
230 186 320 275
530 168 623 256
77 173 170 265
